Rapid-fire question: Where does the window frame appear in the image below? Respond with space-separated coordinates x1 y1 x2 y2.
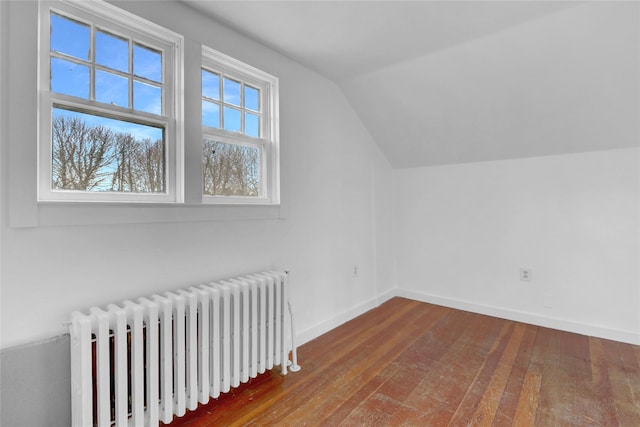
201 46 280 205
37 0 185 203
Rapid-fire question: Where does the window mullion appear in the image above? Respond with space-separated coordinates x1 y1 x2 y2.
90 22 95 101
94 64 129 79
219 75 224 129
49 51 91 65
240 81 245 135
128 37 133 109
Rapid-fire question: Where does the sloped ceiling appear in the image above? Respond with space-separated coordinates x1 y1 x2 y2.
182 1 639 168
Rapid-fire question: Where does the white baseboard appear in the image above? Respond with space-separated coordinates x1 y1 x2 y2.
295 289 395 346
396 288 640 346
295 287 639 348
375 287 397 306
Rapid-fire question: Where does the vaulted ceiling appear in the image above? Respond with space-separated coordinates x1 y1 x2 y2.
182 1 639 168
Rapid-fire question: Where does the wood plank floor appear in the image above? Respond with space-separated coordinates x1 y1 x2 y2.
166 297 640 426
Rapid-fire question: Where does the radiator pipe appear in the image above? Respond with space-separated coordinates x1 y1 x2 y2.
287 298 301 372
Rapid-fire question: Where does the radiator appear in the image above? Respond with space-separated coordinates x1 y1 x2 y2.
69 270 300 427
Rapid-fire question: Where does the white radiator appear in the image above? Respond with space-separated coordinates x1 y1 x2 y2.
69 270 300 427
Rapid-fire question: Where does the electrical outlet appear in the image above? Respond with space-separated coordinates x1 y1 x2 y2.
353 266 359 278
520 268 532 281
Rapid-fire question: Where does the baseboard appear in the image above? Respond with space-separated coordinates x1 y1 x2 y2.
375 287 397 306
396 288 640 346
296 290 395 346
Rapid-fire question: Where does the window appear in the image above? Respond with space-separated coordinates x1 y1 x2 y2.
202 47 279 204
34 0 280 212
38 0 184 202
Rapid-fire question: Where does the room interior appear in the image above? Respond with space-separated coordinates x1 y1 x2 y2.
1 1 638 425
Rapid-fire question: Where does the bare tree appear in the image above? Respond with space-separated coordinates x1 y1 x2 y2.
203 140 260 197
111 135 165 193
52 115 115 191
137 138 165 193
111 133 137 192
52 113 166 194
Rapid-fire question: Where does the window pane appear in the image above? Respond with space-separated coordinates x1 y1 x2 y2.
51 58 90 99
52 107 165 193
50 13 90 60
245 86 260 111
223 107 241 132
133 81 162 115
223 78 241 106
96 30 129 73
202 101 220 128
134 44 162 83
203 140 260 197
245 113 260 138
96 70 129 107
202 70 220 100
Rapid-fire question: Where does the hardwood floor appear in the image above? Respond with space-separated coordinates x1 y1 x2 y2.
166 297 640 426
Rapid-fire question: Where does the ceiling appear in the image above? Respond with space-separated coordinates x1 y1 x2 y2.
181 1 638 168
181 1 577 82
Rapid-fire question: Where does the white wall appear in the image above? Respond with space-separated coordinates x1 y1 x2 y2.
387 1 640 345
395 148 640 343
0 1 395 348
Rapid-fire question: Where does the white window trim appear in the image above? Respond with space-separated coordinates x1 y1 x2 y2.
201 46 280 206
37 0 185 203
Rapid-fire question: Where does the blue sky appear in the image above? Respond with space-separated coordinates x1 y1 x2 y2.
53 107 163 142
50 12 163 122
202 69 261 138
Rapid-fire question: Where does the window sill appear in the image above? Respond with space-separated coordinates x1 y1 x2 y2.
13 201 286 228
